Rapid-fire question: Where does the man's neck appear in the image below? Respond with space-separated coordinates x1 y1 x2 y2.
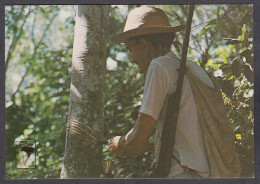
153 49 170 59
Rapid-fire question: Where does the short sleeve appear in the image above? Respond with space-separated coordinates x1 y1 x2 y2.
139 62 170 120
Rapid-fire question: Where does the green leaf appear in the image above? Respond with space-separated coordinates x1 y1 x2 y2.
205 24 214 29
199 27 207 36
223 57 228 64
200 19 216 36
51 125 56 131
228 75 234 80
237 24 246 41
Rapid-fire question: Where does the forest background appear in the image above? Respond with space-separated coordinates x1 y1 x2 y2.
5 4 254 178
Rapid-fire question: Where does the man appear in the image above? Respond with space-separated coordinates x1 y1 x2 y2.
108 6 240 178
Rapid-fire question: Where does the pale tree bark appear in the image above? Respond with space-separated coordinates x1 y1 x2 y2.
60 5 110 178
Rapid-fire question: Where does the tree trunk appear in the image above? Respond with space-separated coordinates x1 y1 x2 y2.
60 5 109 178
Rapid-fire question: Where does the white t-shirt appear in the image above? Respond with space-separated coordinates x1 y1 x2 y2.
139 52 213 178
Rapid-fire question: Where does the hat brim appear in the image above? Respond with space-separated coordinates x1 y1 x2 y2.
110 24 185 43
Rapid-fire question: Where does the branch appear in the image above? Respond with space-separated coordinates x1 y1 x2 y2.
165 11 184 24
191 34 202 51
179 5 187 16
172 37 182 56
5 6 32 75
11 10 60 100
217 6 220 19
200 33 211 68
188 44 201 54
205 31 211 50
31 7 37 46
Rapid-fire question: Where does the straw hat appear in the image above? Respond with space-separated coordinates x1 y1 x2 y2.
110 6 185 43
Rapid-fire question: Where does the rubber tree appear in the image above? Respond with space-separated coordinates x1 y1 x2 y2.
60 5 110 178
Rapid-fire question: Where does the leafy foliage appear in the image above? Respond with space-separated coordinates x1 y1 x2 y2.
5 5 75 179
5 5 253 178
194 5 254 177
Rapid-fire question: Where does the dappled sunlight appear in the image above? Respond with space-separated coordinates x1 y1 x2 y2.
5 4 253 179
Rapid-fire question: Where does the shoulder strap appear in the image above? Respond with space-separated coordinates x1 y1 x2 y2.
150 6 195 178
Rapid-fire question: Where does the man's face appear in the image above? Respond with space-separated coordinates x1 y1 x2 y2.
125 38 152 74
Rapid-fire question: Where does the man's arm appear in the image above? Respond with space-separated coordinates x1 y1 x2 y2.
109 112 156 157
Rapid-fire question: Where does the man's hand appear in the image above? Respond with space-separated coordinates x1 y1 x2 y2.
108 113 156 158
108 136 126 157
